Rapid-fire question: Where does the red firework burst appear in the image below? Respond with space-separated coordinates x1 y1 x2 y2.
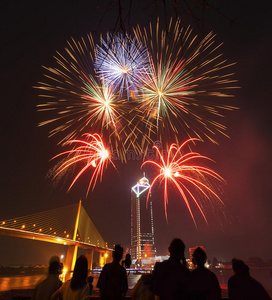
53 133 115 195
142 138 224 227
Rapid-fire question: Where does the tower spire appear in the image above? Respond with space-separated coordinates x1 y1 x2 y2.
131 175 156 262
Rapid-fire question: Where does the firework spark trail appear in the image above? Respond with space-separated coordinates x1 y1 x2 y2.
36 20 238 163
35 34 141 159
134 18 238 148
141 138 225 227
94 32 150 99
52 133 115 195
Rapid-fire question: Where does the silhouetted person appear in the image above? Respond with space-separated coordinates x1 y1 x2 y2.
33 256 63 300
97 244 128 300
228 258 271 300
131 273 155 300
153 238 191 300
123 253 132 268
51 255 90 300
88 275 94 295
191 247 221 300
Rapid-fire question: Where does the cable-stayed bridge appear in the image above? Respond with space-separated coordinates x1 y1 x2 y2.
0 201 112 276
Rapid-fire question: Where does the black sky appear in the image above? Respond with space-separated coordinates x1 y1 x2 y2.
0 0 272 266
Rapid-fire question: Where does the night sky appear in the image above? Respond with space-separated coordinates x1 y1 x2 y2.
0 1 271 266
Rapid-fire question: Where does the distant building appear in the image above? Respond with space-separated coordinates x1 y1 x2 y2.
34 264 47 269
217 261 232 269
131 175 156 262
247 257 265 267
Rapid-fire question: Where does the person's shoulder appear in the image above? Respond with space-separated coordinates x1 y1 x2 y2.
112 261 125 268
154 261 163 268
200 267 219 282
242 276 270 299
154 260 168 272
249 275 268 289
180 263 191 275
99 262 111 276
228 274 249 287
196 267 217 276
101 262 112 270
191 267 199 276
160 259 172 267
119 264 127 273
206 268 219 281
228 274 237 289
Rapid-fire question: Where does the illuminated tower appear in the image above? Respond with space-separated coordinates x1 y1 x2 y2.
131 174 156 261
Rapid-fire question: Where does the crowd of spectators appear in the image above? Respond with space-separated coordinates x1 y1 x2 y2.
33 239 271 300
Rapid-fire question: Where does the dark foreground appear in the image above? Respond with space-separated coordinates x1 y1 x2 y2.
1 268 271 299
0 289 231 300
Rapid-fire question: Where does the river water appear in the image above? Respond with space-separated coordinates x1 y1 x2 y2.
0 269 271 298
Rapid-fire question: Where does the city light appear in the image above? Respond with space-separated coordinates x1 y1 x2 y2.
131 176 150 197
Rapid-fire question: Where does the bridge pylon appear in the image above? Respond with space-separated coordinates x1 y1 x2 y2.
0 200 112 279
64 200 81 278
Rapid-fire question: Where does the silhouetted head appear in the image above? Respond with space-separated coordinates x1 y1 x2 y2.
232 258 250 276
71 255 88 290
49 256 62 274
124 253 131 268
168 238 185 260
192 247 207 267
112 244 124 262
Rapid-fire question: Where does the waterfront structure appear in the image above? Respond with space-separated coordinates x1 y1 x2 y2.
0 201 111 277
131 175 156 262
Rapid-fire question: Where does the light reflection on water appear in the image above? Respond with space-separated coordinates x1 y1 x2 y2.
0 274 47 291
0 273 138 292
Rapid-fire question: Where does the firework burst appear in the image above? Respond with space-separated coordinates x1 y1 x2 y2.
35 34 137 159
134 18 238 148
52 133 115 195
94 32 150 99
36 19 238 163
142 138 225 227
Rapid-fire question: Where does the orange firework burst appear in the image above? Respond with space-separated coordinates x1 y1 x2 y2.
36 19 238 163
35 34 138 160
134 18 238 149
52 133 115 195
142 138 224 227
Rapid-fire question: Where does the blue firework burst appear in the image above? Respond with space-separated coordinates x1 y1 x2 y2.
94 32 150 99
